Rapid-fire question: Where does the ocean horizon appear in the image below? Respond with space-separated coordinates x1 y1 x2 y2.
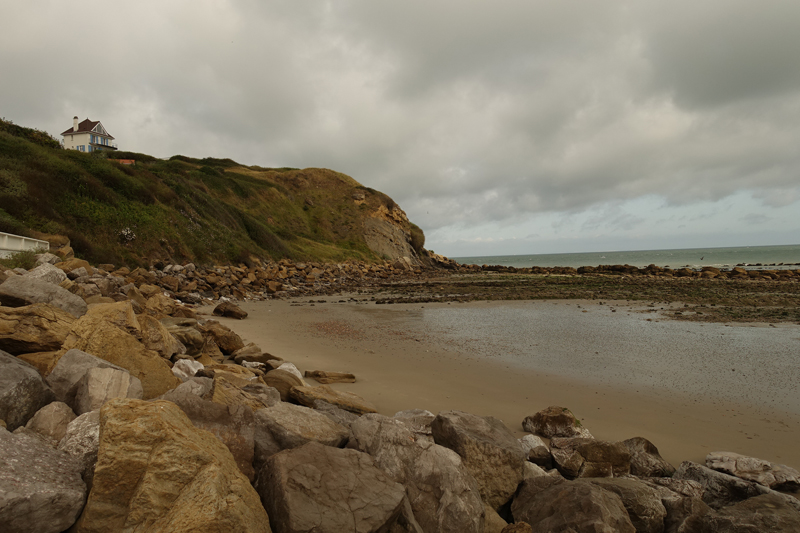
453 243 800 270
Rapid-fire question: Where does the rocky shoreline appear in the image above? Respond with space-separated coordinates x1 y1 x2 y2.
1 251 800 532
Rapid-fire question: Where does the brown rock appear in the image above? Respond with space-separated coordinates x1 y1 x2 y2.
213 300 248 319
200 320 246 354
62 314 181 399
137 314 186 359
263 369 305 401
289 384 378 415
73 399 271 533
205 373 280 412
304 370 356 384
160 382 257 482
581 478 667 533
0 303 75 354
16 351 62 377
500 524 532 533
622 437 676 477
522 406 593 439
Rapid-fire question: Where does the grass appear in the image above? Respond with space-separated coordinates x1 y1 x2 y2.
0 119 425 268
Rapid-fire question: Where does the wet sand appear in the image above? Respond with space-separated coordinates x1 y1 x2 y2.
211 298 800 469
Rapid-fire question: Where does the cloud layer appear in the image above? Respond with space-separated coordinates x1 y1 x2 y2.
3 0 800 255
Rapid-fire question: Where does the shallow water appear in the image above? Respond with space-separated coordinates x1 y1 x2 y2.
390 302 800 414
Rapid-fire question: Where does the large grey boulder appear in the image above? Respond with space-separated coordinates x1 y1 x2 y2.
45 348 129 404
0 351 56 430
0 427 87 533
581 478 667 533
257 441 408 533
431 410 525 510
0 274 87 318
23 263 67 285
522 406 593 439
511 480 635 533
313 399 360 429
159 382 256 481
706 451 800 491
393 409 436 443
674 461 800 512
253 402 349 467
58 410 101 488
641 478 707 533
621 437 675 477
71 366 144 415
24 401 76 446
349 413 485 533
682 492 800 532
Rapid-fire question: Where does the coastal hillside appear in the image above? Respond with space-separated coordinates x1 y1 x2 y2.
0 119 427 267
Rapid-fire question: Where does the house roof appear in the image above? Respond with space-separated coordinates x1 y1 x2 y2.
61 118 114 139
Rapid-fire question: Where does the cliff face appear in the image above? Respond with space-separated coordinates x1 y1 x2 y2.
0 119 426 267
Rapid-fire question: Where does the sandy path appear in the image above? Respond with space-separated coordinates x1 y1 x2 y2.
210 297 800 469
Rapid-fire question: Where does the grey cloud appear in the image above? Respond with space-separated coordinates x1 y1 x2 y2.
2 0 800 254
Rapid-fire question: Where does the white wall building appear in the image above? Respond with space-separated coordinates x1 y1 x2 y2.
61 116 117 152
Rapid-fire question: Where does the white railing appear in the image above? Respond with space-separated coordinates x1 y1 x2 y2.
0 231 50 259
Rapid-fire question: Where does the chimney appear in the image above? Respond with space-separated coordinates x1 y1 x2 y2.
73 116 79 132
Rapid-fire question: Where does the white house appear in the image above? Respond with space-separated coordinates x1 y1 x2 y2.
61 116 117 152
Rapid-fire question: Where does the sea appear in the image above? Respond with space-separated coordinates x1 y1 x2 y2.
453 243 800 270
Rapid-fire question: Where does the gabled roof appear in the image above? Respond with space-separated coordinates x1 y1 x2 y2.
61 118 114 139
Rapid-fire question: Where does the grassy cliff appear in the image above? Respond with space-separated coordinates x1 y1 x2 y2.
0 119 424 267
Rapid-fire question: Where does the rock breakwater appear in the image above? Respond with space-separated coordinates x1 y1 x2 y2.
0 253 798 532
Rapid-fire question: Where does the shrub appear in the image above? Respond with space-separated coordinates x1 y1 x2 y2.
409 223 425 253
0 249 39 270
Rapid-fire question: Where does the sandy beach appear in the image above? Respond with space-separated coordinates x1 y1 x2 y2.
211 297 800 469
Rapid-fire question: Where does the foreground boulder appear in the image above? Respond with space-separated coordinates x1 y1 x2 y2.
511 480 635 533
73 398 271 532
0 303 75 354
0 275 88 318
257 441 409 533
682 492 800 531
706 451 800 491
159 381 257 481
253 402 349 466
431 410 525 510
0 427 87 533
0 351 56 430
349 413 485 533
580 478 667 533
673 461 800 512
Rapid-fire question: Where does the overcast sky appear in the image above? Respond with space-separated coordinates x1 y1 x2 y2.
3 1 800 257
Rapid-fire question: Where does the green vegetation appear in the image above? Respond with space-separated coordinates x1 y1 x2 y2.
0 249 39 270
0 119 424 267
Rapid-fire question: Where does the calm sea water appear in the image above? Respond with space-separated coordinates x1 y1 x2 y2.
454 244 800 270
